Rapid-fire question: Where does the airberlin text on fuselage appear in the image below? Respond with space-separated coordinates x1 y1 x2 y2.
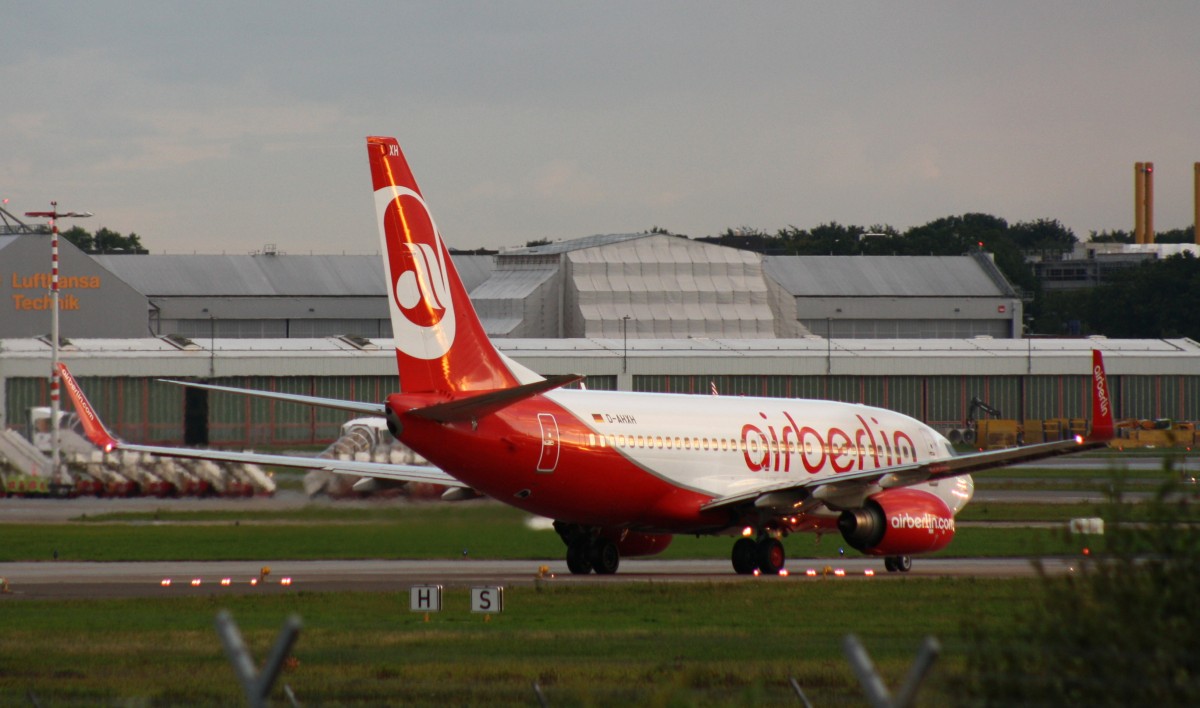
741 411 916 474
893 512 955 534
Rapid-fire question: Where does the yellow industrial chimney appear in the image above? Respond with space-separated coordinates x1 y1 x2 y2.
1134 162 1154 244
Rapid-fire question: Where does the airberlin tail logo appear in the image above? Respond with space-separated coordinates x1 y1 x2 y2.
375 186 456 360
393 241 449 327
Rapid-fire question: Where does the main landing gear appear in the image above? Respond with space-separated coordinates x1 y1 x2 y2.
884 555 912 573
731 536 786 575
556 522 620 575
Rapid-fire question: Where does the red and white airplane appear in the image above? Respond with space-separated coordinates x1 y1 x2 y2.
60 136 1116 575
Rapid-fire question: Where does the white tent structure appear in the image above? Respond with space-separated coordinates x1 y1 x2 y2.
474 233 776 339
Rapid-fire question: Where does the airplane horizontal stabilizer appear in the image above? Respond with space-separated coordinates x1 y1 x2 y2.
408 374 584 423
158 379 388 417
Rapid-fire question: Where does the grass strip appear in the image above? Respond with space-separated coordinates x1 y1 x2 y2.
0 578 1033 705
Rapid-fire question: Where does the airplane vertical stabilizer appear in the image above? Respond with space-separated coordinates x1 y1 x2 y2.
367 136 524 393
1089 349 1115 441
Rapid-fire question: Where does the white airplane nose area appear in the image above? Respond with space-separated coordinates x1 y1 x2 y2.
947 474 974 515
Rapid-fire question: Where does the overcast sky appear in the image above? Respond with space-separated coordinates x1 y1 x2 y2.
4 3 1198 254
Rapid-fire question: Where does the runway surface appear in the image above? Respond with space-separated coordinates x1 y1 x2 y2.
0 556 1083 601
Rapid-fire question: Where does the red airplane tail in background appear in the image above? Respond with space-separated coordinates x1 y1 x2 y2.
367 136 521 394
1089 349 1115 441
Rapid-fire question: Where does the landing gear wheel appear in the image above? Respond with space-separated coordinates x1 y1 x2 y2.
589 537 620 575
757 538 786 575
884 556 897 573
896 555 912 572
731 537 759 574
566 539 593 575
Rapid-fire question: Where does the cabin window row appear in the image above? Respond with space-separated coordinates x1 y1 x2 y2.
584 432 899 458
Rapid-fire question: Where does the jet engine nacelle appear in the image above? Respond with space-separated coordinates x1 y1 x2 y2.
606 530 673 557
836 488 955 556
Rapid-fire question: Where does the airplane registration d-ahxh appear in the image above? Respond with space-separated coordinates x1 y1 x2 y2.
60 136 1117 575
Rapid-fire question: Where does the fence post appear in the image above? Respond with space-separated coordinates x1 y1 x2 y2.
215 610 303 707
842 634 892 708
842 633 940 708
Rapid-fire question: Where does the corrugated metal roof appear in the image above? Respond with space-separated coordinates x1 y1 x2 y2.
482 318 524 336
93 254 387 297
502 233 652 256
453 254 496 292
472 267 557 299
92 253 497 298
568 234 761 266
87 245 1010 304
763 256 1009 297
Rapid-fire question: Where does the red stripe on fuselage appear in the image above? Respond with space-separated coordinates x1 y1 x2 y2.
390 393 725 532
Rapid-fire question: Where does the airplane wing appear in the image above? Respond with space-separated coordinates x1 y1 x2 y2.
81 438 463 487
700 436 1104 513
58 364 465 489
704 348 1115 514
700 435 1103 514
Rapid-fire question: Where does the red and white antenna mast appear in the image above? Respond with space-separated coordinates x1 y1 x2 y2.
24 202 93 481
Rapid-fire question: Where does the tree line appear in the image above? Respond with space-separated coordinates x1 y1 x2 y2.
59 226 147 254
655 215 1198 340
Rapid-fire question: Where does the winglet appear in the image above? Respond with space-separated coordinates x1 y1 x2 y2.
57 363 119 453
1088 349 1115 442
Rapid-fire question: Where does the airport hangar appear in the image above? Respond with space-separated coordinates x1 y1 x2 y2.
4 231 1200 445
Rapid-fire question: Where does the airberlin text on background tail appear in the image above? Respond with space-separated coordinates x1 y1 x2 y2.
1091 349 1115 441
59 135 1117 578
